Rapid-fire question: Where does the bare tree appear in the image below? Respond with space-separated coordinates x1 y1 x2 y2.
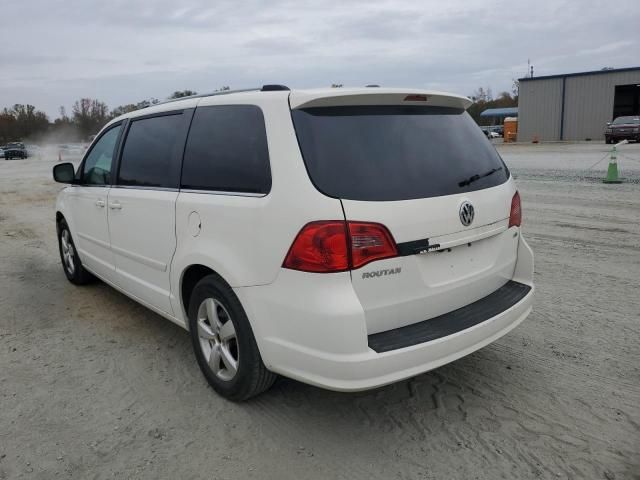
72 98 110 139
169 90 198 99
511 79 519 99
110 98 159 118
0 104 49 143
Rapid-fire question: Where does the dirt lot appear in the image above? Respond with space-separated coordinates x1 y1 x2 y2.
1 143 639 479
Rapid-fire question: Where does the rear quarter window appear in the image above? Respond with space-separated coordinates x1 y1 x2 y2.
181 105 271 194
292 105 509 201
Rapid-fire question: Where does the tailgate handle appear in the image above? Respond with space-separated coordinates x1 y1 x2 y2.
396 238 441 256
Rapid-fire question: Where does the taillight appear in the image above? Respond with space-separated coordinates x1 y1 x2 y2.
283 221 398 273
348 222 398 269
282 221 349 273
509 191 521 227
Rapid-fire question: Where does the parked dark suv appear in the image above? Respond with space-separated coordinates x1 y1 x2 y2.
605 116 640 144
4 142 28 160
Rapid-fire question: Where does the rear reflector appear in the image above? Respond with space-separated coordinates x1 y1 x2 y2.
283 221 398 273
509 191 521 227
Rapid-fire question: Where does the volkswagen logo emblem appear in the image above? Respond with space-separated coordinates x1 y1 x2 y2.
459 201 475 226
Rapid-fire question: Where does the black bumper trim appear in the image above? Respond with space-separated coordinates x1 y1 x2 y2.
367 280 532 353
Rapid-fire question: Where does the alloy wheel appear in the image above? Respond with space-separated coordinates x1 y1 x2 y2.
196 298 239 381
60 229 76 275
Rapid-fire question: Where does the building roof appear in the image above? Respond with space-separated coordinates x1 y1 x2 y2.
480 107 518 117
519 66 640 82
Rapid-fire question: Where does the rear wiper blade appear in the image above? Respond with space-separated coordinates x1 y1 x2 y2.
458 167 502 187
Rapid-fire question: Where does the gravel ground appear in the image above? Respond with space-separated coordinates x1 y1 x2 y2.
1 143 639 480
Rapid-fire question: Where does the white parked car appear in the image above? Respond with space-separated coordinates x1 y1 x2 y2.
53 86 534 400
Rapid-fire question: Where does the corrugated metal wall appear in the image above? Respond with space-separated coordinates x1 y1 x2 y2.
563 71 640 141
518 78 563 141
518 69 640 142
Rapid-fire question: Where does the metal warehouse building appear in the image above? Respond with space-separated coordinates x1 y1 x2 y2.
518 66 640 142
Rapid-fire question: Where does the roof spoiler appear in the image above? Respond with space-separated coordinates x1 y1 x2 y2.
289 89 472 110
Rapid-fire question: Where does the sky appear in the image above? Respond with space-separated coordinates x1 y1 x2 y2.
1 0 639 119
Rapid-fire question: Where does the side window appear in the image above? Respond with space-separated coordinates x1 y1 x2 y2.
181 105 271 194
118 113 185 188
81 125 122 186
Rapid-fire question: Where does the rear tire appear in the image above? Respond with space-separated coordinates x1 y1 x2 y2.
57 219 93 285
188 274 277 401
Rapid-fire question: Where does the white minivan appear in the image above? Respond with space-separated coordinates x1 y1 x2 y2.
53 86 534 400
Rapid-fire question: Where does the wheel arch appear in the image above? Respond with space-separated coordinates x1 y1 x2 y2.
180 264 233 329
55 211 66 232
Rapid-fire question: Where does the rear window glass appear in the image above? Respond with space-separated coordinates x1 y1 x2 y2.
181 105 271 194
292 106 509 201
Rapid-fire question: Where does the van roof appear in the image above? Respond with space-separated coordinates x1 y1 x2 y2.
108 86 472 125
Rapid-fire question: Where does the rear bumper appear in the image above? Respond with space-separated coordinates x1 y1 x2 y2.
368 280 531 353
235 236 534 392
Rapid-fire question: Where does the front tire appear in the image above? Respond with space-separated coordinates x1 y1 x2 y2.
188 275 276 401
57 219 93 285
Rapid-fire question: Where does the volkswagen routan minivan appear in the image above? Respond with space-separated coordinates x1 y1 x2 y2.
53 86 534 400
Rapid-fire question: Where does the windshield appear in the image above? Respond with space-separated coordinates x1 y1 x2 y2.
612 116 640 125
292 105 509 201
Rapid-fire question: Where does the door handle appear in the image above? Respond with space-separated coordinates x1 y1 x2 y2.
95 199 105 208
109 201 122 210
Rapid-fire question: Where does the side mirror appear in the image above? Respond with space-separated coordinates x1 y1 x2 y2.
606 122 611 126
53 162 75 183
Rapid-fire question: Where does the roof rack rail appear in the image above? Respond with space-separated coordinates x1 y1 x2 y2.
261 84 290 91
151 88 260 107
